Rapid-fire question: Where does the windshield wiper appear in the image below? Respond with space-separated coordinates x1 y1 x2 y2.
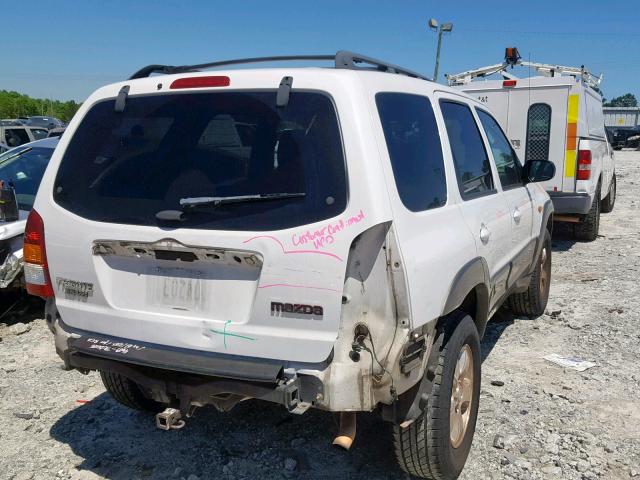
155 193 305 222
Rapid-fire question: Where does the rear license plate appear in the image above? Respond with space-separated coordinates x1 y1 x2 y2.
148 267 207 311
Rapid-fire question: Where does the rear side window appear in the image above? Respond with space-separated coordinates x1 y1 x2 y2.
476 109 523 189
525 103 551 161
376 93 447 211
4 129 29 147
53 91 347 231
440 101 495 199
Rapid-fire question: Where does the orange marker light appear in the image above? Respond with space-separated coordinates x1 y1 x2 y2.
23 243 44 264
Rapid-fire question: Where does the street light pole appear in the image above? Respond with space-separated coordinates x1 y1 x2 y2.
429 19 453 82
433 28 444 82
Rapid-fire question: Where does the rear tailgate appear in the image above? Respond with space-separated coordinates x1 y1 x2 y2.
42 210 353 363
36 76 378 364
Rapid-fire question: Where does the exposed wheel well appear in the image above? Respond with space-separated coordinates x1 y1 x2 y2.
458 289 477 323
546 213 553 236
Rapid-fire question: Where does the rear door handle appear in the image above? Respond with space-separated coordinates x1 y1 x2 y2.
512 207 522 224
480 224 490 244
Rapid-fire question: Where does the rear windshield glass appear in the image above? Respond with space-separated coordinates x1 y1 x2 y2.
54 91 347 231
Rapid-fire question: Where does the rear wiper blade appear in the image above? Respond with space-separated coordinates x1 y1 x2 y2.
179 192 305 209
155 193 305 222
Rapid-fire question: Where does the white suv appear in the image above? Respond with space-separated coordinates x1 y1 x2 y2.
26 52 555 479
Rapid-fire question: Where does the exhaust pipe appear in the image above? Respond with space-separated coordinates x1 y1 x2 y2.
332 412 356 450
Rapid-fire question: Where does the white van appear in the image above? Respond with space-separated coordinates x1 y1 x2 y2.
449 50 616 241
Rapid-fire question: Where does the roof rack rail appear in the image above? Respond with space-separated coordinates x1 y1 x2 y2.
446 47 603 89
128 50 432 82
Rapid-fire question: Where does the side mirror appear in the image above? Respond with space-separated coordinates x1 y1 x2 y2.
0 184 19 222
523 159 556 184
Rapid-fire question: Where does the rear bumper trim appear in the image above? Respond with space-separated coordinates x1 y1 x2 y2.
547 191 592 215
55 317 284 383
69 333 284 382
46 295 333 383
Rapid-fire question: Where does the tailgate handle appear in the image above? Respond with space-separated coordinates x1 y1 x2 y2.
154 250 197 262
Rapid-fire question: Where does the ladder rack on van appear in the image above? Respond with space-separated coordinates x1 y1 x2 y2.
446 47 602 89
128 50 433 82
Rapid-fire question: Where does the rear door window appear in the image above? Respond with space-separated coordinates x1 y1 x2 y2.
376 93 447 211
440 101 495 199
53 91 347 231
525 103 551 162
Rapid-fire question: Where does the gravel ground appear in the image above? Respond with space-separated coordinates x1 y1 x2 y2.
1 151 639 480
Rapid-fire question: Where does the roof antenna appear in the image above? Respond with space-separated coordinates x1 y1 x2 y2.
276 76 293 108
114 85 130 112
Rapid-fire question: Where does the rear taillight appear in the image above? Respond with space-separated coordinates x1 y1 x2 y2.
24 209 54 298
170 76 230 89
577 150 592 180
502 80 517 87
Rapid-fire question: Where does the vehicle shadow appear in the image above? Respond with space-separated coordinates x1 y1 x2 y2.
551 222 577 252
480 307 514 363
50 392 406 480
0 291 44 325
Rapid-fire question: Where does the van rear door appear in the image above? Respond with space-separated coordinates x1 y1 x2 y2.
505 85 570 192
465 89 510 127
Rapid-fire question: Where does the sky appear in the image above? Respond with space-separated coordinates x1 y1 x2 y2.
2 0 639 103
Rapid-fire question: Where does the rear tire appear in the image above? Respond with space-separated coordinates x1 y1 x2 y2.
393 314 481 479
100 371 162 412
573 185 601 241
601 174 616 213
508 230 551 318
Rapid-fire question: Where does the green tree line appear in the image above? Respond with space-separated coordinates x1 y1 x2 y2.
0 90 81 122
603 93 638 108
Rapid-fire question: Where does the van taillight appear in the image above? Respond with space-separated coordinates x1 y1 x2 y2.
24 209 54 298
502 80 517 87
577 150 592 180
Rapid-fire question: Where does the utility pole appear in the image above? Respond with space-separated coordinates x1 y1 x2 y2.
429 19 453 82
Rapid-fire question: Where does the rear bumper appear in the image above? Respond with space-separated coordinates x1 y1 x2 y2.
46 299 328 413
548 191 593 215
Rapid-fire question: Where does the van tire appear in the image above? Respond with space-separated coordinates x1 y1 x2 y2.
574 185 600 241
601 174 616 213
393 314 480 480
508 230 551 318
100 371 162 412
